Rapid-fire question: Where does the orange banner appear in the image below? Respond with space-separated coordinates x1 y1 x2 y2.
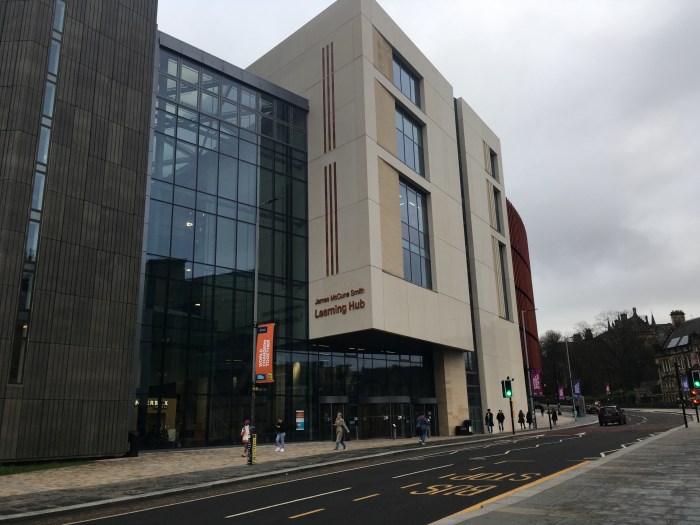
255 323 275 383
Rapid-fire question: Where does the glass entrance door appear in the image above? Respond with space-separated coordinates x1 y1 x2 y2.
320 403 357 442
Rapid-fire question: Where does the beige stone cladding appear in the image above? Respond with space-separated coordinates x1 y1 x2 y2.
248 0 471 352
248 0 472 435
455 99 525 416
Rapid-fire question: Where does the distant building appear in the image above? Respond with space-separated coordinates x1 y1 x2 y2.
655 311 700 403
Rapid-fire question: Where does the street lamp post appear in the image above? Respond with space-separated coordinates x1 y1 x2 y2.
520 308 537 429
250 195 283 462
565 339 576 421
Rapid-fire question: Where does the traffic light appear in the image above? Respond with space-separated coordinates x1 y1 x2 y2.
692 370 700 388
501 379 513 398
691 388 699 408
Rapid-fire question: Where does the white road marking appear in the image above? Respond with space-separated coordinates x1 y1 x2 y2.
392 464 454 479
225 487 351 518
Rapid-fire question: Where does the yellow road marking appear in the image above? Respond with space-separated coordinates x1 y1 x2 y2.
401 483 421 489
445 461 590 517
353 493 380 501
290 508 324 519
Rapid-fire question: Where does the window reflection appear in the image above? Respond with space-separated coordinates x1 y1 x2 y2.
140 46 309 449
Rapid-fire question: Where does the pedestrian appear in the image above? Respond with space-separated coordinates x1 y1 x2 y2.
517 410 525 429
275 418 286 452
539 405 545 417
333 412 349 450
416 412 431 445
526 410 532 429
496 410 505 432
551 410 558 426
240 419 251 457
485 409 494 434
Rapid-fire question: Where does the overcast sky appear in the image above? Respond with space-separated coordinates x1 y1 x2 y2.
157 0 700 337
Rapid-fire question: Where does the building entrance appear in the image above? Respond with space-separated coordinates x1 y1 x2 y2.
320 401 358 442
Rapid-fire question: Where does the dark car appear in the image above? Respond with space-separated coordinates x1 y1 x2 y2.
585 404 599 414
598 405 626 426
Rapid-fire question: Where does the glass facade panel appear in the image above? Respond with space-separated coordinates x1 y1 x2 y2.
53 0 66 32
399 180 431 289
42 81 56 117
48 39 60 75
37 126 51 164
139 46 308 450
153 134 175 180
197 148 218 194
147 200 172 256
31 172 46 211
194 211 216 265
171 206 195 260
175 141 197 188
395 108 423 175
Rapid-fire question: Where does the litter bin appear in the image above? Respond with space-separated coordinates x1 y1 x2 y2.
455 420 472 435
126 431 139 457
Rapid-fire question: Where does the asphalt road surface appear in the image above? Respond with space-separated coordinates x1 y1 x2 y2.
56 410 678 525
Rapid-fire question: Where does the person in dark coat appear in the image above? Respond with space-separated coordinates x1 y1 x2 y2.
496 410 506 432
275 418 286 452
517 410 526 429
526 410 533 429
485 409 494 434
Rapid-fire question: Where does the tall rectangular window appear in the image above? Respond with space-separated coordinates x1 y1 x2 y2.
485 144 499 181
395 107 424 175
392 55 420 106
400 180 431 289
488 183 503 233
493 239 511 320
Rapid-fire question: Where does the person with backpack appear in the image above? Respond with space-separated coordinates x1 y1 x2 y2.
416 412 431 445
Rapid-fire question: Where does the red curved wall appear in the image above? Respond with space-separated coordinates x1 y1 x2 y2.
507 199 542 373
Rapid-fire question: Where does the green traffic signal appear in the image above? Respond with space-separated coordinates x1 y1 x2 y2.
505 379 513 398
692 370 700 388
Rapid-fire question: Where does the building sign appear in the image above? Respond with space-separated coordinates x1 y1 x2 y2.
572 378 582 398
255 323 275 383
604 383 611 395
295 410 305 431
682 376 689 392
529 370 542 395
314 287 366 318
558 386 565 400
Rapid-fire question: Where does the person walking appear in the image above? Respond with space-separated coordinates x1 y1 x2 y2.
485 409 494 434
551 409 558 426
333 412 349 451
517 410 526 430
240 419 251 457
275 418 286 452
416 412 431 445
496 410 505 432
526 410 533 429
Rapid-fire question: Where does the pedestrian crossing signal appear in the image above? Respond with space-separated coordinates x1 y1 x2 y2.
501 379 513 398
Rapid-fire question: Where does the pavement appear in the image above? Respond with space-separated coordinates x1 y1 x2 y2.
0 410 697 524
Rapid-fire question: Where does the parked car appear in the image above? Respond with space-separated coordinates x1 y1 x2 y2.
585 404 599 414
598 405 626 426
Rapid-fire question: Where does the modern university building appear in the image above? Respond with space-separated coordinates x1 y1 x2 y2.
0 0 535 462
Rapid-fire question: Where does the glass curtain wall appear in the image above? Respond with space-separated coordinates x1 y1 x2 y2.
137 47 307 449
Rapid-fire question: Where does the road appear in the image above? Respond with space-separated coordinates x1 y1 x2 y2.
56 410 678 525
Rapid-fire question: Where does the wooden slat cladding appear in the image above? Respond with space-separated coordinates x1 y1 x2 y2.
0 0 156 462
